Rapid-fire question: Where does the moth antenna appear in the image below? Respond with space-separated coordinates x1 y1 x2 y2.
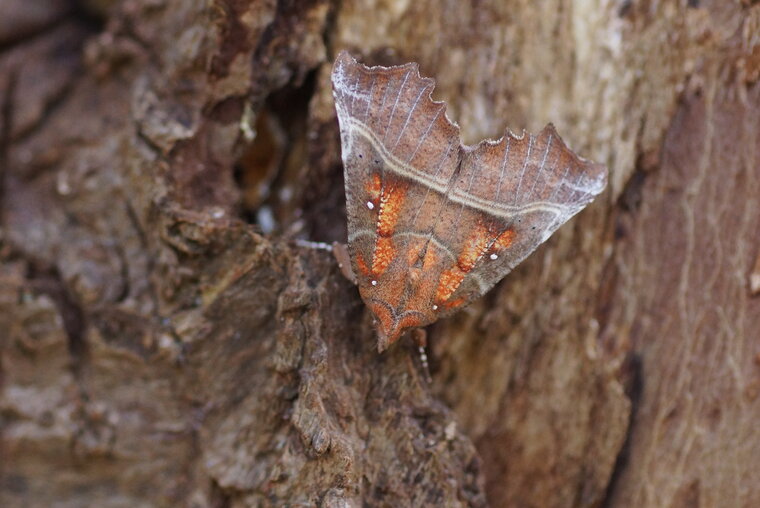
411 329 431 383
294 239 333 251
418 345 432 384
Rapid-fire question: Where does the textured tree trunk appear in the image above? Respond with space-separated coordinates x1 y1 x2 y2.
1 1 758 507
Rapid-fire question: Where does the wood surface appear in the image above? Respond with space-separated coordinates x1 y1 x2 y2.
1 1 758 507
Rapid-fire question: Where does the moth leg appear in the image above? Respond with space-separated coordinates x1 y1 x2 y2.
331 241 357 285
411 329 432 383
411 328 427 348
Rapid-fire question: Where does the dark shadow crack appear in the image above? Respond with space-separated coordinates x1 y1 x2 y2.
233 69 317 230
5 24 87 153
0 65 18 213
0 3 74 52
12 67 79 150
600 352 643 507
208 477 233 508
26 261 88 376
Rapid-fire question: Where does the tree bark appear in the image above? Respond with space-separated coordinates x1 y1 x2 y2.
1 1 758 507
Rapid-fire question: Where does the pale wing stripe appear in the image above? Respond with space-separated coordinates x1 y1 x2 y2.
349 228 455 263
392 85 431 151
527 134 552 198
348 229 490 292
383 70 411 143
512 135 534 205
447 188 570 217
494 137 511 201
348 118 449 191
348 118 572 218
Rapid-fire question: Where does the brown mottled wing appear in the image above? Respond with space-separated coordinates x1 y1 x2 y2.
331 51 460 287
431 125 607 312
332 51 607 347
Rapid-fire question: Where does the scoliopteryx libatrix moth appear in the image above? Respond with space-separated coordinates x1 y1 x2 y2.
331 51 607 351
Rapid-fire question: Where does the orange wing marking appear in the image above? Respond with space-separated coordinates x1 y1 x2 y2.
371 180 406 276
435 223 516 304
422 243 439 270
356 253 372 278
443 297 465 310
435 222 491 304
488 229 516 259
365 173 382 208
372 237 395 277
435 266 467 304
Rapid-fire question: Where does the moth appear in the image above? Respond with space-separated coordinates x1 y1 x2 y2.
331 51 607 351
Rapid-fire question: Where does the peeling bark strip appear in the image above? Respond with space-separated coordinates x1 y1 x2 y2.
331 51 607 351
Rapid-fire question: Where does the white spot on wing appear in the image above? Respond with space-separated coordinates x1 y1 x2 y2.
367 201 375 210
